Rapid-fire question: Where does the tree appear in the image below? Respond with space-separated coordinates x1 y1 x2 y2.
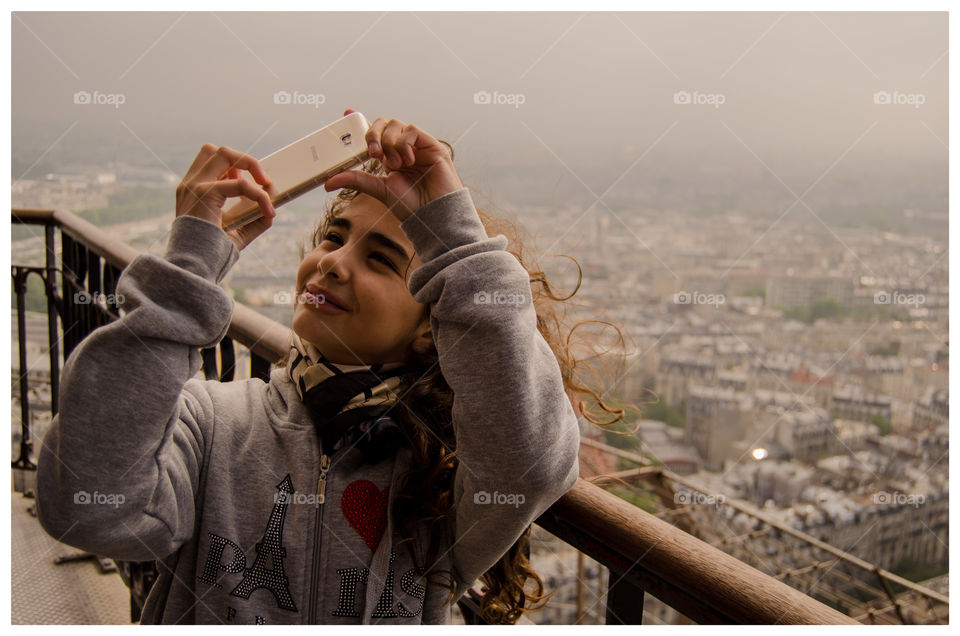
643 398 685 429
778 299 848 324
809 298 846 322
781 304 810 323
870 414 892 436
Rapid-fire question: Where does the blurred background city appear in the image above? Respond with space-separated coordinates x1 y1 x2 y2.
10 9 948 625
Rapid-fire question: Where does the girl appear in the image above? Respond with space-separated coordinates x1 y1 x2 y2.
37 111 626 625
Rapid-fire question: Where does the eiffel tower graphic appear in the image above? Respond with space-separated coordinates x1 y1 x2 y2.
231 474 298 611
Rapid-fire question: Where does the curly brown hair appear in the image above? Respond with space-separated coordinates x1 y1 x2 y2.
278 144 638 623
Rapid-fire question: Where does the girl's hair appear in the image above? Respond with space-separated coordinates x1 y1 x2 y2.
279 144 638 624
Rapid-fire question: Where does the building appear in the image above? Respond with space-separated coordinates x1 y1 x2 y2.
751 354 795 393
657 354 717 408
831 419 877 454
766 273 854 309
912 387 948 430
685 386 753 471
772 408 837 463
831 385 892 425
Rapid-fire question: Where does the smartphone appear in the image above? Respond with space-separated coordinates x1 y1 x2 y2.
220 111 370 232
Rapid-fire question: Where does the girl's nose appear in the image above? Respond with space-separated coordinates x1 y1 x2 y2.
317 249 349 281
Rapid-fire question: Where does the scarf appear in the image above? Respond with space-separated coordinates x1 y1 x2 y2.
287 332 409 463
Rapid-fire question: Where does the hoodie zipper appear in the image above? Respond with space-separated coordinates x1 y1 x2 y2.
308 453 331 624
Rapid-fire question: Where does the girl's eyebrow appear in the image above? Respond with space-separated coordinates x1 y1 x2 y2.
327 217 411 262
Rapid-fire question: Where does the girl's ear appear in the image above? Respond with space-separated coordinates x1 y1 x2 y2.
410 315 434 356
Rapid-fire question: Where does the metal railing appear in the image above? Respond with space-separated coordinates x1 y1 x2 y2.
579 439 948 624
12 207 863 625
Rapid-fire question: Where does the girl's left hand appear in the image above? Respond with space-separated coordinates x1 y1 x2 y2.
324 108 463 222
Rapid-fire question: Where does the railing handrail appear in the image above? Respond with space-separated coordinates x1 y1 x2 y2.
14 207 140 269
12 207 865 625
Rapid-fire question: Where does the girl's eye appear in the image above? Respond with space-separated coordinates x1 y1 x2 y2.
320 232 398 274
321 231 343 245
370 252 398 272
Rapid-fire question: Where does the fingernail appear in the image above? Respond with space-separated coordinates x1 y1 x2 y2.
369 141 380 156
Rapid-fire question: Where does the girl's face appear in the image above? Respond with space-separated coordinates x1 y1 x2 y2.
293 193 432 365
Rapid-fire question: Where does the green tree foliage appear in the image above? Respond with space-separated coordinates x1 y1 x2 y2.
643 398 685 429
870 414 892 436
809 298 846 322
779 299 848 324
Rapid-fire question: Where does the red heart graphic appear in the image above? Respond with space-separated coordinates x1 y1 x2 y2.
341 480 390 552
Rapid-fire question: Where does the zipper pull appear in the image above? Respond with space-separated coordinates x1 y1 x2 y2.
316 454 331 505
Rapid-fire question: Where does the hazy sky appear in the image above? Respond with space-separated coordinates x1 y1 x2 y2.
11 11 948 200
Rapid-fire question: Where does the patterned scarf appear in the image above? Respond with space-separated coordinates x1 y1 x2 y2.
287 332 409 463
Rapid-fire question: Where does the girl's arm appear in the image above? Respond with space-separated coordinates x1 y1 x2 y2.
400 187 581 599
36 214 240 562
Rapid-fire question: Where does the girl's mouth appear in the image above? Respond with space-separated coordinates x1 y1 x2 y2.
300 290 347 313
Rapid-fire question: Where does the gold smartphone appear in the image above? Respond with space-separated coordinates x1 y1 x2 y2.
221 112 370 232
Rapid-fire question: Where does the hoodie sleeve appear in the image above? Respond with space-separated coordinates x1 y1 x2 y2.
35 214 240 562
400 188 581 598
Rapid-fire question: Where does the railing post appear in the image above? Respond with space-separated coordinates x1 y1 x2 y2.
45 223 61 418
221 336 235 381
102 262 122 314
605 569 645 624
251 352 272 382
873 566 908 624
60 233 82 361
202 336 236 382
12 268 37 486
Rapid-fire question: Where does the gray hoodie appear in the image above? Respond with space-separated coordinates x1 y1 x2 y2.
36 187 581 624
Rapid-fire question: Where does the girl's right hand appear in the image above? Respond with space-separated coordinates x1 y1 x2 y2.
175 144 277 252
